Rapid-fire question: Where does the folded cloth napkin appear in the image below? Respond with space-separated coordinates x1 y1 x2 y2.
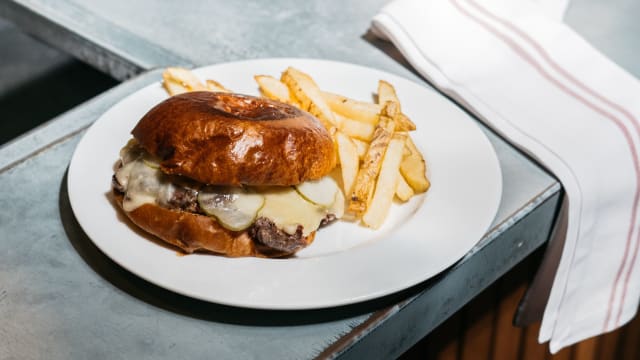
372 0 640 352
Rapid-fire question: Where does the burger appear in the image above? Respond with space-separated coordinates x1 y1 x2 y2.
111 91 344 257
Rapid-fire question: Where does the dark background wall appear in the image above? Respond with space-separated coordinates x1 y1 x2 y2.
0 18 117 146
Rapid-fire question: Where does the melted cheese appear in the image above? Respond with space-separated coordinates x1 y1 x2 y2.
115 156 174 212
258 187 329 236
115 141 344 234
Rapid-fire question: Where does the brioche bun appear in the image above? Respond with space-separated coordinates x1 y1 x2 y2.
131 91 336 186
113 192 315 257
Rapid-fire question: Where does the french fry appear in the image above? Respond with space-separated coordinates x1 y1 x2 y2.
205 79 231 93
395 113 417 132
362 133 407 228
404 135 420 156
393 131 411 156
336 132 359 196
382 100 399 118
281 67 337 132
401 140 411 157
395 172 415 202
378 80 417 131
400 136 430 193
352 138 369 159
377 80 398 105
254 75 293 103
162 67 207 95
335 113 375 141
322 91 381 125
348 113 396 215
163 80 189 96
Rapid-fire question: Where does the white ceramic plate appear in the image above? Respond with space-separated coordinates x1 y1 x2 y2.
68 58 502 309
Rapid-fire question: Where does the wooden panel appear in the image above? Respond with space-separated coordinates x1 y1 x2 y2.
573 337 597 360
521 321 547 360
427 311 463 360
491 267 528 359
547 346 572 360
596 328 622 359
460 287 497 360
620 312 640 360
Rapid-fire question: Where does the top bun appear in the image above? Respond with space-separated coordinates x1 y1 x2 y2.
132 91 336 186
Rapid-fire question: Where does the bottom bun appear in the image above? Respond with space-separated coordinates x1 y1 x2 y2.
113 192 314 258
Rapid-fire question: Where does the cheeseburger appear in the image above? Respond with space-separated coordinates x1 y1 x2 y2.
112 91 343 257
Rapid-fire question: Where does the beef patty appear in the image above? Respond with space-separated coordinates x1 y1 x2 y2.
112 174 335 253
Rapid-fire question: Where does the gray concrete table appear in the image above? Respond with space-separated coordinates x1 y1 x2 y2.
1 0 636 359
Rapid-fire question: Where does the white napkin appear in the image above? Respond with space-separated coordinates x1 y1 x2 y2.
372 0 640 353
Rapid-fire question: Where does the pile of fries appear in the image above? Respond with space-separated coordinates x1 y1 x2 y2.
162 66 430 229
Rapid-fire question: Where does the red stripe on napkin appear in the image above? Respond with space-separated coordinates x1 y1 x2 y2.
449 0 640 331
463 0 640 330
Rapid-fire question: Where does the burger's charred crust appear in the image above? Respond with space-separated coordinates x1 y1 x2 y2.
249 217 310 254
320 214 338 227
131 92 336 186
166 187 200 213
112 174 125 193
115 171 331 249
111 176 322 257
